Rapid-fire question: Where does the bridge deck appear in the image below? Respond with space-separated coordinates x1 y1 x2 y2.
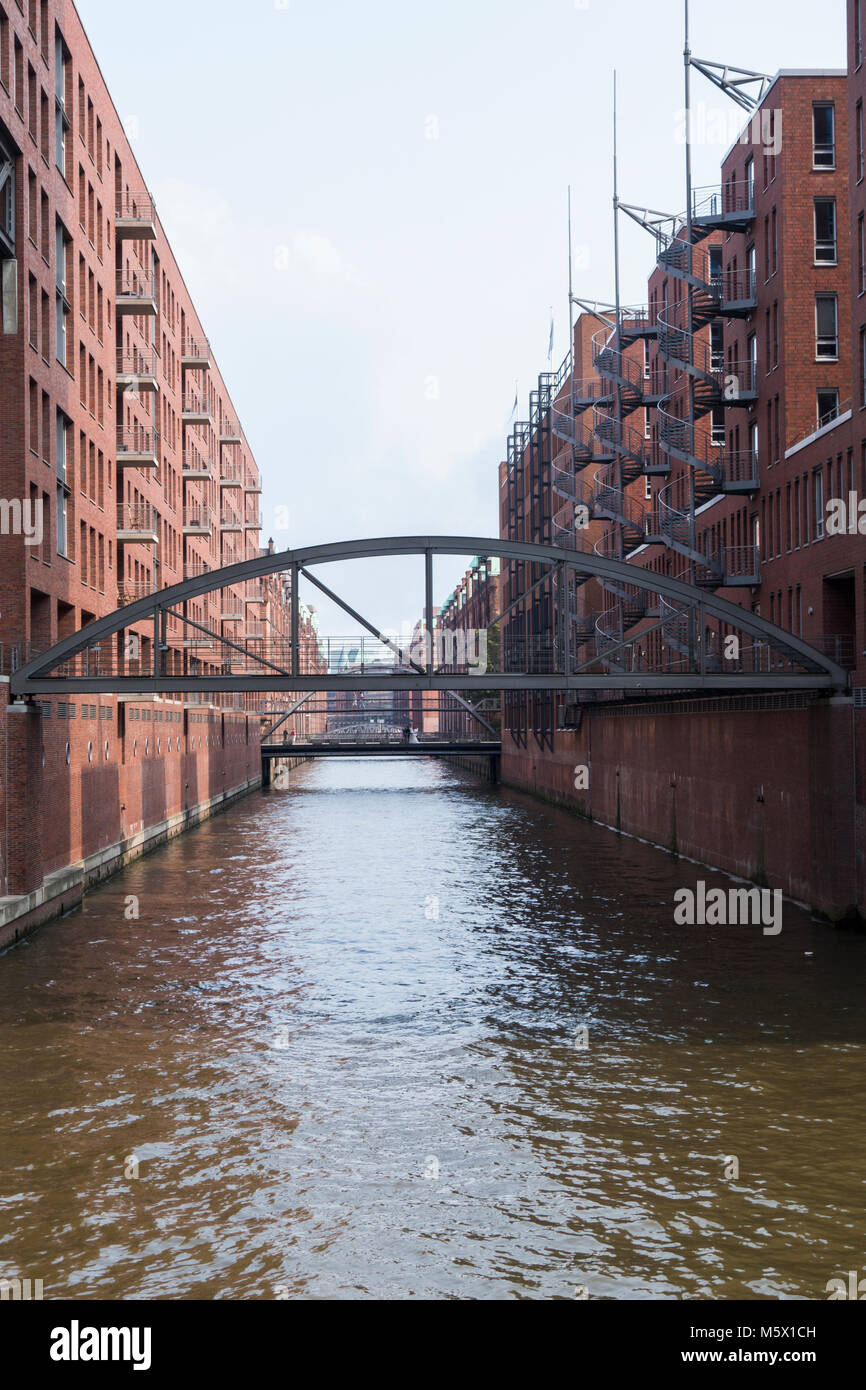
262 740 501 759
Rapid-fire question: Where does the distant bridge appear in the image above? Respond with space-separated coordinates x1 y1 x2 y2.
262 734 502 784
263 736 501 760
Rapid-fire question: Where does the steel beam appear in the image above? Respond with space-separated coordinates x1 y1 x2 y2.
16 673 841 694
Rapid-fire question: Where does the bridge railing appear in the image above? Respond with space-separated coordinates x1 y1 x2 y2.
25 618 832 683
270 731 501 748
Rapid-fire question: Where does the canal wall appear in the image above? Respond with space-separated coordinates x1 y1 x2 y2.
501 694 865 923
0 693 304 952
441 753 500 784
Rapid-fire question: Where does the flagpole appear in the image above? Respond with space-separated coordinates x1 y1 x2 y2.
568 185 575 417
685 0 698 659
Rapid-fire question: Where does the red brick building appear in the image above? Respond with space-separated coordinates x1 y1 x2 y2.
498 17 866 918
0 0 297 938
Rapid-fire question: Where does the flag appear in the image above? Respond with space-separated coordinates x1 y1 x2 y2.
548 308 555 362
510 381 518 419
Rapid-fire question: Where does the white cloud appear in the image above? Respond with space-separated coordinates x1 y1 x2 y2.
151 179 365 313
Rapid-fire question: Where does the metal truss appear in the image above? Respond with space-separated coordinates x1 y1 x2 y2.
9 536 848 696
689 59 773 113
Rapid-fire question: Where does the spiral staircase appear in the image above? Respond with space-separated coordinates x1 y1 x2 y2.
652 179 760 586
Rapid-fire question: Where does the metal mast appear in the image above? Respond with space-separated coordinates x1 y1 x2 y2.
612 70 625 653
684 0 698 659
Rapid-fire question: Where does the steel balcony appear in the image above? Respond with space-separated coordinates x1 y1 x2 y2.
182 452 213 481
182 394 213 427
182 508 212 537
116 191 156 240
117 349 158 393
117 426 159 468
181 337 211 370
116 504 158 545
116 268 157 315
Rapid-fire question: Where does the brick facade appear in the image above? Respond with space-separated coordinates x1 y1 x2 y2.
497 14 866 917
0 1 322 914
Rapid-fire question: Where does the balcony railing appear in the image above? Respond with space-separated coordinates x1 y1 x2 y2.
182 337 211 366
813 635 856 669
219 464 244 487
183 507 212 532
184 560 214 580
117 503 157 537
116 267 157 308
117 425 159 464
786 398 851 454
182 451 213 478
244 512 263 529
117 580 156 606
182 393 212 420
691 178 755 224
220 510 243 530
717 545 761 585
116 191 156 238
117 348 158 386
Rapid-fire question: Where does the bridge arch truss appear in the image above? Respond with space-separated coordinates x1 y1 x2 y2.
9 536 848 696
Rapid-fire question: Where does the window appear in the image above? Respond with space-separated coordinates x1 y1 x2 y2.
860 214 866 296
0 10 8 94
56 411 69 556
748 332 757 384
56 408 68 482
813 103 835 168
858 0 864 68
710 322 724 374
54 35 69 177
745 155 754 206
0 131 14 258
814 199 837 263
817 388 840 428
711 405 725 447
13 37 22 115
815 294 838 359
750 419 759 470
861 328 866 408
814 471 825 539
40 87 48 162
55 220 68 365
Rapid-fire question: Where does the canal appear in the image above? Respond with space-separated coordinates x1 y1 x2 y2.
0 759 863 1301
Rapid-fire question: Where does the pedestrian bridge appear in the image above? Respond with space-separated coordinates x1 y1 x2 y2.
8 535 849 697
263 735 501 761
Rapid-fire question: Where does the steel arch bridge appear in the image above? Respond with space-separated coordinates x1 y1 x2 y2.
9 536 848 697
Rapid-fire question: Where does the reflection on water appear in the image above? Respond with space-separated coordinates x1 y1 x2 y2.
0 758 863 1300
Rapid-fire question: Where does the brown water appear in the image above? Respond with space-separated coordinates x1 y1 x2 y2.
0 759 863 1301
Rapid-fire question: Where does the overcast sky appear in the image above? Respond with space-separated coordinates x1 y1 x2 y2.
77 0 847 635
